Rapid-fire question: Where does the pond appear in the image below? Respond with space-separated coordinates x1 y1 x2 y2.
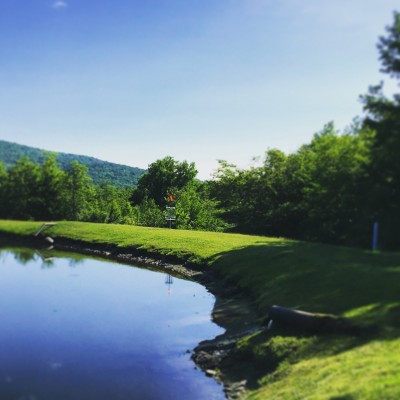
0 247 225 400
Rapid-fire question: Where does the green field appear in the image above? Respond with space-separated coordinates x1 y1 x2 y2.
1 219 399 399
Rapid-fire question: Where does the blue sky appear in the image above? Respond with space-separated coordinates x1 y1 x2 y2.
0 0 398 179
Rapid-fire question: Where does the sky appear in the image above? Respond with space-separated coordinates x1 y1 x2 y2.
0 0 399 179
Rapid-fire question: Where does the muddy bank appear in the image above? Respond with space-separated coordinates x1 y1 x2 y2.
0 233 263 399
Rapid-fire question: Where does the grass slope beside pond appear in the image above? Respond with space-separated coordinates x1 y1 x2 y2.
0 220 283 263
1 219 399 399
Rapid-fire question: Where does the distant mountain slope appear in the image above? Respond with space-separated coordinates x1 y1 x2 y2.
0 140 146 188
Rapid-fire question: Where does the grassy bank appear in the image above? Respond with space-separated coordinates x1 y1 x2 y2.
1 220 399 399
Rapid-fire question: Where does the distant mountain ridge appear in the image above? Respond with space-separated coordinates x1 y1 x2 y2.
0 140 146 188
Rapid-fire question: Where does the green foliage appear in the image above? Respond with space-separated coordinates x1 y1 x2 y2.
132 156 197 207
88 183 134 224
0 154 227 233
0 157 137 224
377 11 400 79
1 158 42 220
0 162 7 181
175 182 229 232
0 162 8 215
296 123 373 245
211 123 373 246
0 140 145 188
360 11 400 249
131 156 228 231
132 196 166 227
62 161 94 221
208 12 400 250
36 156 66 220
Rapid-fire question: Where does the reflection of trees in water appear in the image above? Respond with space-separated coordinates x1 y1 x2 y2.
0 248 87 269
12 248 37 265
41 259 55 268
0 251 7 263
35 250 56 268
36 250 85 268
0 248 37 265
68 258 84 268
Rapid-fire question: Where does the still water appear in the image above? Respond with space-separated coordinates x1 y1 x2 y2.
0 247 225 400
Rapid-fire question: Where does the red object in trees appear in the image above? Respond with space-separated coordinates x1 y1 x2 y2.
169 195 174 202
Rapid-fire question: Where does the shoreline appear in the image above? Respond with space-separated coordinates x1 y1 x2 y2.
0 232 262 399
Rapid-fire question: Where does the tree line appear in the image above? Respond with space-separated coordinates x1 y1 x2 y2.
0 155 228 231
1 11 399 249
210 122 377 247
0 157 133 224
0 140 145 188
211 11 400 250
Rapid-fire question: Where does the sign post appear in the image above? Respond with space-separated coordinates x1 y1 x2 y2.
165 194 176 229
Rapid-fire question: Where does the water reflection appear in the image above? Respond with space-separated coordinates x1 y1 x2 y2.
9 247 37 265
165 274 173 296
0 247 225 400
0 247 87 268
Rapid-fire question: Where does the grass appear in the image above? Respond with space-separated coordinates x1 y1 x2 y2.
0 220 283 263
1 219 400 399
244 335 400 400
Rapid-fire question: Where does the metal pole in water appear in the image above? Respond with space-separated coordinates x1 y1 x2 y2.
372 222 379 251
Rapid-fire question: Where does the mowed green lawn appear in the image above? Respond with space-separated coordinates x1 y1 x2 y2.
0 219 284 262
1 219 399 399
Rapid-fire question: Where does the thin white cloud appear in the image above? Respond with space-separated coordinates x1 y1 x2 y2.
52 1 68 9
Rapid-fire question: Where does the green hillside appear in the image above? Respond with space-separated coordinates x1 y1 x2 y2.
0 140 145 188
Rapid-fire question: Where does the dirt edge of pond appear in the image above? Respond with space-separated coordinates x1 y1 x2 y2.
1 233 264 400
